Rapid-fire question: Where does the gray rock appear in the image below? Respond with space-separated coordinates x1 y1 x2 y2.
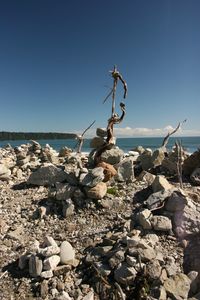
80 167 104 187
136 245 157 262
114 262 137 285
152 175 172 193
137 209 152 230
165 189 187 212
100 147 124 165
138 149 153 171
191 168 200 186
38 245 60 257
43 255 60 271
60 241 75 265
44 236 58 247
116 156 135 182
164 273 191 299
109 250 125 269
137 170 156 185
151 148 165 168
173 198 200 236
146 259 162 279
90 136 105 149
165 256 178 276
29 255 43 277
40 270 53 278
146 189 173 210
62 199 75 217
151 216 172 231
96 127 107 138
28 164 68 186
55 183 76 200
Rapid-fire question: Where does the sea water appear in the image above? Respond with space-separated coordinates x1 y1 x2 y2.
0 136 200 153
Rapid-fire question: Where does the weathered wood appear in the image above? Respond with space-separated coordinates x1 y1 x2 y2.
162 119 187 148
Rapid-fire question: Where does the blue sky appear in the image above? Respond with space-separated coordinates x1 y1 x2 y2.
0 0 200 137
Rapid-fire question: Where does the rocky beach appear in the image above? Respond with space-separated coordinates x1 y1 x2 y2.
1 134 200 300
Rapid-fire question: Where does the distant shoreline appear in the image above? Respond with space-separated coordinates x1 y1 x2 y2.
0 131 200 141
0 132 78 141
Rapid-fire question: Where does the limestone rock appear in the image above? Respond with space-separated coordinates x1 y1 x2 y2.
146 259 162 279
60 241 75 265
85 182 107 199
146 189 173 210
152 175 172 193
28 164 68 186
137 170 156 185
29 255 43 277
190 168 200 186
165 189 187 212
151 148 165 168
38 245 60 257
100 147 124 165
151 216 172 231
116 156 135 182
0 164 11 181
137 209 152 230
43 255 60 271
80 167 104 187
114 262 137 285
164 273 191 299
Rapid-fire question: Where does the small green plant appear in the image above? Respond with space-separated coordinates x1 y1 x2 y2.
107 187 118 195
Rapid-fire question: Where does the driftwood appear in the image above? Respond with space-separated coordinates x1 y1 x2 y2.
94 102 126 164
95 67 127 164
75 120 96 153
175 140 183 189
162 119 187 148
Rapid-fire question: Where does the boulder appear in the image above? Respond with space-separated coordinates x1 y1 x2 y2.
183 150 200 176
190 168 200 186
27 164 68 186
138 149 153 171
55 183 76 201
100 147 124 165
151 148 165 168
137 171 156 185
116 156 135 182
152 175 172 193
164 273 191 299
80 167 104 187
151 216 172 231
114 262 137 285
146 189 173 210
85 182 107 199
137 209 152 230
165 189 188 212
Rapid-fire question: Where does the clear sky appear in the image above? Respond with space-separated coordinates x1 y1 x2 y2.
0 0 200 137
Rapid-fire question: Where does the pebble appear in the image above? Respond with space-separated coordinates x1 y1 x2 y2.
60 241 75 265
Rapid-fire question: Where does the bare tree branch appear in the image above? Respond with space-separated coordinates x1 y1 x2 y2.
162 119 187 148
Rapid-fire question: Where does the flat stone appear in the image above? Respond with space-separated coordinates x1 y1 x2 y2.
27 164 68 186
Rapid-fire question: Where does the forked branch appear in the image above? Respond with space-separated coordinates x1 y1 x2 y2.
162 119 187 148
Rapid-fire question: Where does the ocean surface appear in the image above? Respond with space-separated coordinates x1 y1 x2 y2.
0 136 200 154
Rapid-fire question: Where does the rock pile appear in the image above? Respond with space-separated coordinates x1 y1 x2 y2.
1 139 200 299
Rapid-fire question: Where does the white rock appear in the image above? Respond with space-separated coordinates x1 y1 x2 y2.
43 255 60 271
60 241 75 265
44 236 58 247
40 270 53 278
38 245 60 257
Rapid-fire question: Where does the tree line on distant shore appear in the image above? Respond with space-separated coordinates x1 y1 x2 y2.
0 131 77 141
